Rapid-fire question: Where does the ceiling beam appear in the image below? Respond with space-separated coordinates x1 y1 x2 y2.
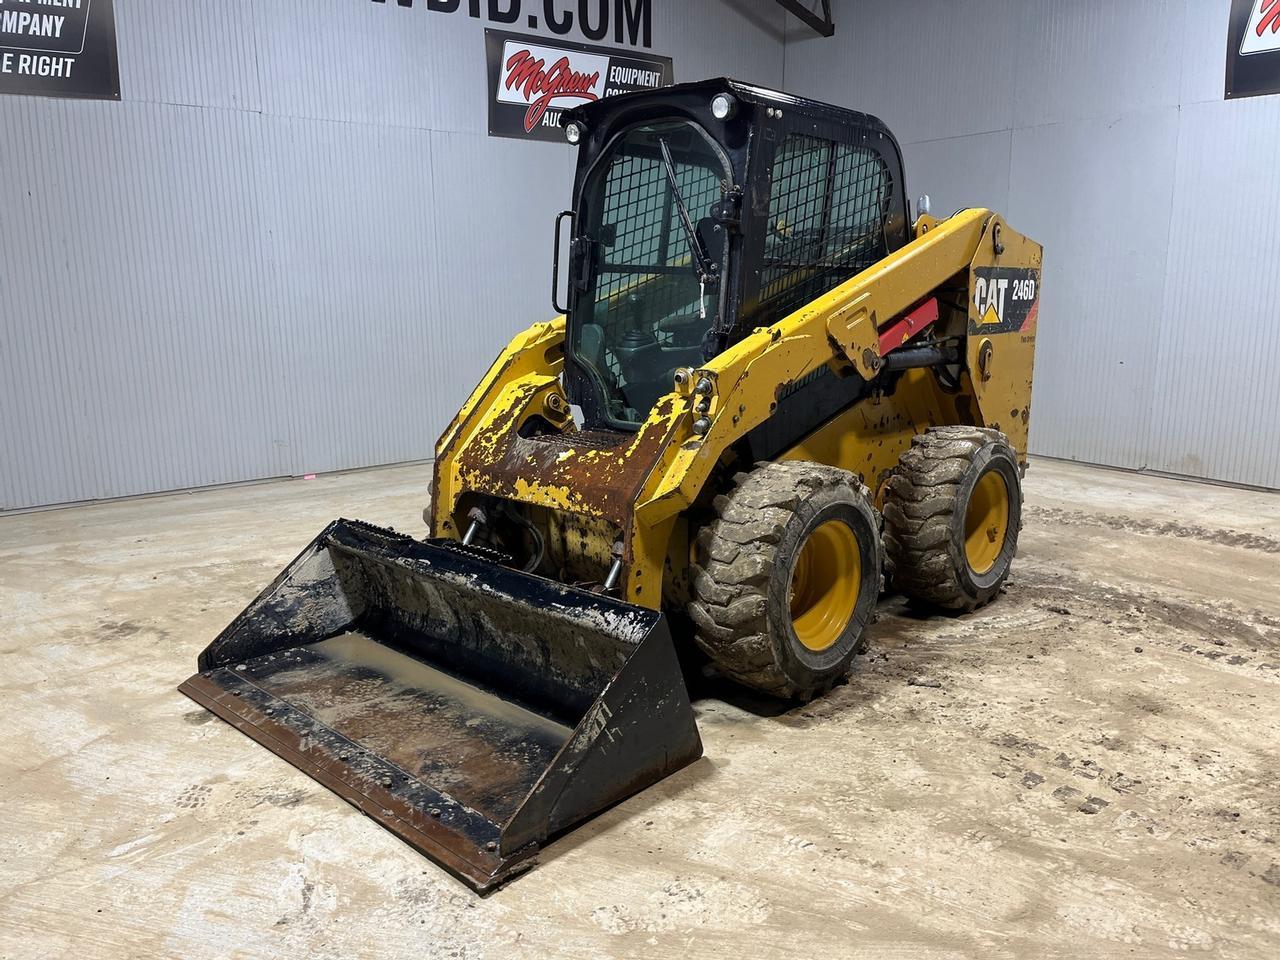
775 0 835 38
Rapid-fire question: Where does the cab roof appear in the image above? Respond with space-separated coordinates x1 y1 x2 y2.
564 76 892 140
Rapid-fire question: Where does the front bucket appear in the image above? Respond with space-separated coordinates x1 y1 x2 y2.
179 519 702 892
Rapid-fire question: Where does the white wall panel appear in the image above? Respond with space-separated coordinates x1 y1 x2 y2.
425 132 576 434
1148 96 1280 488
253 0 471 133
902 130 1012 221
255 115 443 474
0 99 288 510
1011 0 1184 128
115 0 264 111
1180 0 1232 106
251 1 786 137
784 0 1019 145
661 0 786 87
1009 109 1180 470
10 0 1271 505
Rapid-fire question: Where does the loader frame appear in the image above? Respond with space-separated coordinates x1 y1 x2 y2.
431 206 1041 610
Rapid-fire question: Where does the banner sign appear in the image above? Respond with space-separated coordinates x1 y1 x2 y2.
0 0 119 100
1226 0 1280 100
485 29 671 142
372 0 655 49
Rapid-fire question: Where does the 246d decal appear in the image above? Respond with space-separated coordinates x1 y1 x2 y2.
970 267 1040 336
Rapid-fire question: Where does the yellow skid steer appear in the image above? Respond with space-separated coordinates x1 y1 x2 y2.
181 79 1042 892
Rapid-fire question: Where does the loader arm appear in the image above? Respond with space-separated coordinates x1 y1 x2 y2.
637 208 996 520
626 208 1040 604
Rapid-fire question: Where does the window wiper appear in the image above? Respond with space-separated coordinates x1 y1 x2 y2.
658 138 716 316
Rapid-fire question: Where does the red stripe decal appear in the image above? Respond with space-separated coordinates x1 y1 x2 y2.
878 297 940 355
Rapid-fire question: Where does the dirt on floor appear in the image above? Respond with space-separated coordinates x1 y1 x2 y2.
0 459 1277 959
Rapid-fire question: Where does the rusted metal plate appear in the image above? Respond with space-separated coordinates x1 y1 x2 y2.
453 386 681 527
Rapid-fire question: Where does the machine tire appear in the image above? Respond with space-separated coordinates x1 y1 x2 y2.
883 426 1022 612
688 461 882 701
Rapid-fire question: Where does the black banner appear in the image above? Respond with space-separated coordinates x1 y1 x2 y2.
485 29 671 142
0 0 119 100
1226 0 1280 100
372 1 655 49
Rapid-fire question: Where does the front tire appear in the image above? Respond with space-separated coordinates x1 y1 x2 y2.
688 462 882 701
883 426 1023 612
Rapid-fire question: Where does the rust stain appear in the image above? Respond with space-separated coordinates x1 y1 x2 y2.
454 385 677 528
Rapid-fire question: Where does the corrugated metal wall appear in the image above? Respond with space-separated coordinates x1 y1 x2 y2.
785 0 1280 490
1 0 787 510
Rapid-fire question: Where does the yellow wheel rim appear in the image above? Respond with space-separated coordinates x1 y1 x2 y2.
789 520 861 652
964 469 1010 575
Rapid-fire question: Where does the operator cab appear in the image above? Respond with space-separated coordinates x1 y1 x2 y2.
557 78 911 432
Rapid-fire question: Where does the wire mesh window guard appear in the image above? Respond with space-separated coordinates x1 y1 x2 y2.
758 134 893 327
574 122 727 425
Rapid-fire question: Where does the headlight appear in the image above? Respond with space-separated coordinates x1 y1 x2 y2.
565 122 584 144
710 93 737 120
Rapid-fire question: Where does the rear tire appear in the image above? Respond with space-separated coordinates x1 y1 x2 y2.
883 426 1022 612
688 462 882 701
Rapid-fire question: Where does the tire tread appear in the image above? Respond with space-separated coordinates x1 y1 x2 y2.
883 426 1020 612
688 461 874 699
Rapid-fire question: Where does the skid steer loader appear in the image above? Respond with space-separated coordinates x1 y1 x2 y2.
181 79 1041 892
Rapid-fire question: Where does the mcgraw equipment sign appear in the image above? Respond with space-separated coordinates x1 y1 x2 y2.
485 29 672 141
1226 0 1280 99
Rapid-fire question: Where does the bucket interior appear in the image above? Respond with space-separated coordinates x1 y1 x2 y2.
234 630 574 823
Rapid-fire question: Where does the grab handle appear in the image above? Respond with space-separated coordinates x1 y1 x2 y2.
551 210 574 315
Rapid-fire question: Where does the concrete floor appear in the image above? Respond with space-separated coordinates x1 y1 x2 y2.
2 459 1278 959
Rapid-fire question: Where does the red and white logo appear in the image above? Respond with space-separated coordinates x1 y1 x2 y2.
1241 0 1280 55
496 40 608 132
